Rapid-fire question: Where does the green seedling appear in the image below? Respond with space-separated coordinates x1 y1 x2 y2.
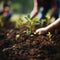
16 17 23 27
40 19 46 25
47 32 52 38
47 32 52 42
25 16 38 35
0 16 5 26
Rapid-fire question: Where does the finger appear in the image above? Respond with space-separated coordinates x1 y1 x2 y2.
38 31 41 35
36 29 39 33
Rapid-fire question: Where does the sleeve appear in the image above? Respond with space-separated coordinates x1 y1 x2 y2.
52 0 57 6
5 12 12 20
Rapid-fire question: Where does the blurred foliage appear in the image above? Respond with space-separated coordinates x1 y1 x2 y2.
0 0 33 14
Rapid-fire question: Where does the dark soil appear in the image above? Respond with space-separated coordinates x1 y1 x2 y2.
0 22 60 60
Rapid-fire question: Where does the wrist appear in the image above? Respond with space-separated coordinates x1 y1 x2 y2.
45 27 49 32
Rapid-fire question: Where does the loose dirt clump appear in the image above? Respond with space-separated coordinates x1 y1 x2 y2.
0 22 60 60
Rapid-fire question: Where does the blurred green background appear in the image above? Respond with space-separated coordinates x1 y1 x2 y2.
0 0 60 21
0 0 33 14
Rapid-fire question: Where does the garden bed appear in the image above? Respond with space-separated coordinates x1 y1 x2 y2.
0 20 60 60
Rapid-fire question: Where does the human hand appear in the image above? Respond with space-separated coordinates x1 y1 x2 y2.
36 28 47 35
